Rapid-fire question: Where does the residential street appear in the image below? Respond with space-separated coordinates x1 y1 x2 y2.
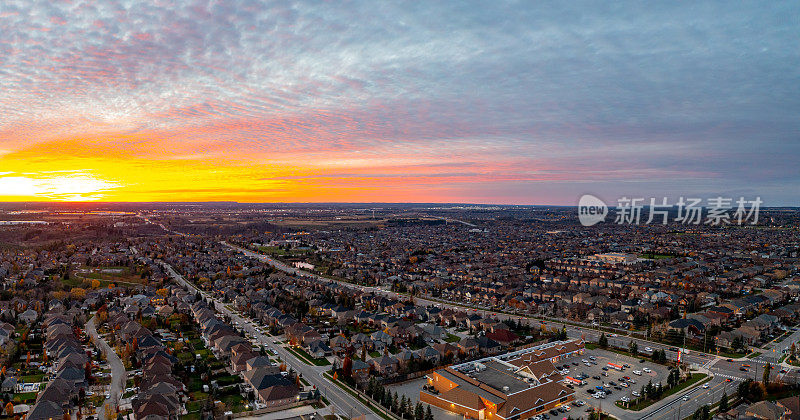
161 262 384 420
87 315 127 420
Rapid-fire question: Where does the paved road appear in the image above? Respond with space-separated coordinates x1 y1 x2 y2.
756 328 800 363
161 262 383 420
87 315 126 420
222 242 795 419
639 376 735 420
224 242 717 368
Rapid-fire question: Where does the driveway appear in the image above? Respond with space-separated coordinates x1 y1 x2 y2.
87 315 127 420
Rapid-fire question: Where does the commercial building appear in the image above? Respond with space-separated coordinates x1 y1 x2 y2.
420 340 584 420
587 252 637 265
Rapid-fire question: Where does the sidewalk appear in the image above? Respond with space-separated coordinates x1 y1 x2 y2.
238 404 320 419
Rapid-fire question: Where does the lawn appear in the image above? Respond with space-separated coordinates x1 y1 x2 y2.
287 346 331 366
21 373 44 382
220 393 248 412
213 374 242 386
444 333 461 343
13 392 38 403
747 352 762 358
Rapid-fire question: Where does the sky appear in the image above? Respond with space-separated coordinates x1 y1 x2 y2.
1 1 799 205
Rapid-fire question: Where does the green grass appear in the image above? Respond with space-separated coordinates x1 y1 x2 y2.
21 373 44 382
221 394 248 412
213 374 242 386
617 373 709 411
258 246 309 256
13 392 38 403
444 333 461 343
747 352 762 358
287 346 331 366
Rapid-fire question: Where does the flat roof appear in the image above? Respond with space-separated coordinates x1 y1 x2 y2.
471 360 530 394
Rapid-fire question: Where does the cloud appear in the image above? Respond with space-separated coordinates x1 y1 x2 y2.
0 1 798 203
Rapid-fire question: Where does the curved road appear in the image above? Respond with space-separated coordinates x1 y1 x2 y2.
87 315 126 420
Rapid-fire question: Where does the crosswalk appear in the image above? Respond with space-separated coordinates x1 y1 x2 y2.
712 373 745 381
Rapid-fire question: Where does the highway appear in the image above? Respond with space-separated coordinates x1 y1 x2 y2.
160 261 384 420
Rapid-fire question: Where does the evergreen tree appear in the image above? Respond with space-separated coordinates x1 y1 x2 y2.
415 402 424 420
719 392 729 413
763 362 772 386
629 340 638 355
598 333 608 348
425 406 434 420
392 392 399 413
399 395 407 418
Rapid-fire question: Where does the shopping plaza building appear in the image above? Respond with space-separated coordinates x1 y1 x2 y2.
420 340 584 420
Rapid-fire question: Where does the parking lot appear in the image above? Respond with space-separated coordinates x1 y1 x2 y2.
561 347 670 415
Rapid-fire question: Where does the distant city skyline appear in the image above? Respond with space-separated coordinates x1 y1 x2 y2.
1 1 799 204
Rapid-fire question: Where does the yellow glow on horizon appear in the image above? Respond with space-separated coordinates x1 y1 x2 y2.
0 134 476 203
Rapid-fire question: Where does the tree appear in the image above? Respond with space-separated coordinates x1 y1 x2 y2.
719 392 729 413
342 356 353 378
5 402 13 417
629 340 638 356
425 405 434 420
391 392 399 413
598 333 608 348
415 402 424 420
763 362 772 386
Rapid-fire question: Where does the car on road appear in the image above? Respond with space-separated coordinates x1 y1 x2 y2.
633 370 642 375
703 383 709 389
592 375 601 380
643 367 652 373
549 410 559 416
726 358 734 362
725 378 733 382
645 347 653 352
573 400 585 407
682 396 689 401
632 391 640 397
